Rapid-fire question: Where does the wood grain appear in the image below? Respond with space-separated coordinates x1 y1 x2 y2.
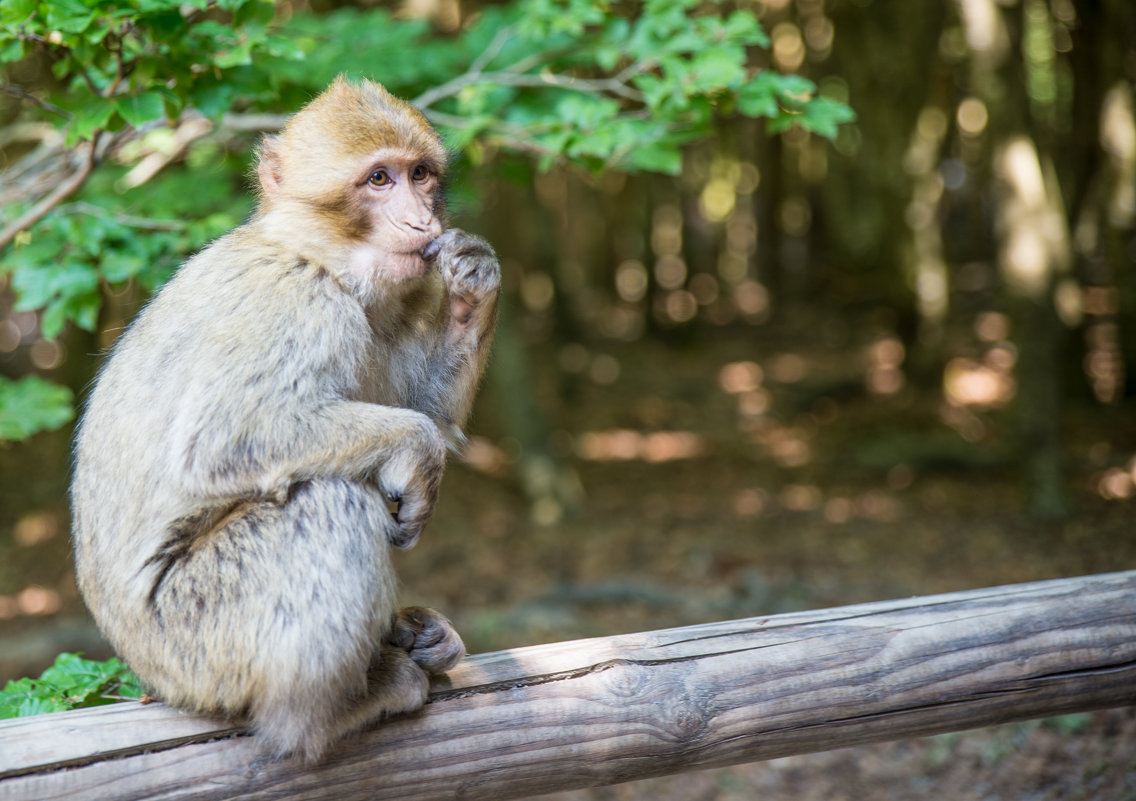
2 571 1134 800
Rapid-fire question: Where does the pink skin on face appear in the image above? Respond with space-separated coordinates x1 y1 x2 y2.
357 149 443 280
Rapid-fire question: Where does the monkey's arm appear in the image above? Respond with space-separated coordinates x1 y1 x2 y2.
169 255 450 550
181 398 444 548
416 229 501 442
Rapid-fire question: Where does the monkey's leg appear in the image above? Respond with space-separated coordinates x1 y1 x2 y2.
147 478 430 762
254 642 429 763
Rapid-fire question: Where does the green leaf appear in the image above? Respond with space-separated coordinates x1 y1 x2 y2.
0 37 26 63
634 73 678 111
99 250 147 284
798 94 857 139
190 82 237 119
556 93 620 129
45 0 96 34
689 44 747 91
723 10 769 48
0 376 74 442
0 676 71 719
9 257 103 337
68 99 115 145
233 0 274 28
773 73 817 102
0 653 144 717
214 40 253 69
627 142 682 174
115 92 166 128
264 34 306 61
12 262 99 312
0 0 37 26
736 78 778 118
766 94 856 139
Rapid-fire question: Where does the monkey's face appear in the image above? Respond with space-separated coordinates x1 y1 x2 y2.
326 146 444 282
257 78 450 286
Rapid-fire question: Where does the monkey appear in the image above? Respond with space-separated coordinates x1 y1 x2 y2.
70 77 500 762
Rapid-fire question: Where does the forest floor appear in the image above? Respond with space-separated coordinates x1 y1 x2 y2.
2 320 1135 798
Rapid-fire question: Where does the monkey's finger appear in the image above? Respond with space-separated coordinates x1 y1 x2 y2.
420 228 463 262
390 491 437 550
420 237 442 262
387 521 421 550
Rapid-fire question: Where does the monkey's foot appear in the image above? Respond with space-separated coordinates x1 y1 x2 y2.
387 606 465 674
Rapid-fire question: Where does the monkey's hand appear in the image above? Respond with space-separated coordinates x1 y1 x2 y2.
377 411 446 550
422 229 501 327
387 606 465 674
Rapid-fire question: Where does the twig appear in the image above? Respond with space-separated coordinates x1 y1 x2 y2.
468 25 514 75
0 136 99 252
70 62 103 99
414 69 644 111
117 115 213 190
413 23 644 111
220 111 288 132
0 83 70 120
421 108 557 137
413 26 518 109
55 201 187 232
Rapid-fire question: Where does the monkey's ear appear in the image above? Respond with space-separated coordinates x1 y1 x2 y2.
256 135 283 198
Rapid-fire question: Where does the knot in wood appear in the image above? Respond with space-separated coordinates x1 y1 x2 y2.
665 698 710 742
600 661 650 698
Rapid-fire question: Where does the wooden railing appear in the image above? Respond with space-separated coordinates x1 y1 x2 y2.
2 571 1134 800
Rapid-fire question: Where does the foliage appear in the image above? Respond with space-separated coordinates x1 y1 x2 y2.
271 0 854 173
0 652 143 718
0 0 854 441
3 167 248 339
0 374 73 441
0 0 297 144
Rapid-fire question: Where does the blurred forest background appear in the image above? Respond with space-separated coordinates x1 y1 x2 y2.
2 0 1136 797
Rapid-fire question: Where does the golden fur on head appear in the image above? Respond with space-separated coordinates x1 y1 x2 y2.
259 76 448 204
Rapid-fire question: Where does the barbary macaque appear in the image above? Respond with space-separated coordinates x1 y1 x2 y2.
71 77 499 761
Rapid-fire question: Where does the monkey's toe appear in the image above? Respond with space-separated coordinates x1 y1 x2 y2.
388 606 465 674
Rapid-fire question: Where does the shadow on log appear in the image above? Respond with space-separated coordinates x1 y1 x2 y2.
2 571 1135 800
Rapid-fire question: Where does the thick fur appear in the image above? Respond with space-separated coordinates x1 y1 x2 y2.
71 78 499 762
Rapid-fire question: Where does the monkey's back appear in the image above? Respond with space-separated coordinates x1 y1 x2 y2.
71 226 385 703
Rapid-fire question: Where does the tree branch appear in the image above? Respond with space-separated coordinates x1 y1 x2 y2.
414 69 644 110
468 25 514 74
56 201 187 232
0 136 99 253
413 28 645 113
0 84 70 119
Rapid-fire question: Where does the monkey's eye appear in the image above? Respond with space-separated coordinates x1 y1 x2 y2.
368 170 392 187
411 164 431 183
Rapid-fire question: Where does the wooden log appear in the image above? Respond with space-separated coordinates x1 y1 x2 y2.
2 571 1134 801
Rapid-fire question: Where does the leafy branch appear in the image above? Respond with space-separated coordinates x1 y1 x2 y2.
0 0 292 250
413 26 646 109
0 0 855 442
402 0 853 173
0 81 68 118
0 653 143 718
0 135 97 251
